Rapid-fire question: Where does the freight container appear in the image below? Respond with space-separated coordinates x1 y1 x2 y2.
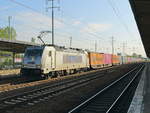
122 56 127 64
112 55 120 65
89 52 104 69
103 54 112 66
127 56 132 63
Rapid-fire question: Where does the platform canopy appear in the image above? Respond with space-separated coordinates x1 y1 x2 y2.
129 0 150 57
0 38 41 53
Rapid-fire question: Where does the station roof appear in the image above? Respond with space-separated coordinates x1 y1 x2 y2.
129 0 150 57
0 38 40 53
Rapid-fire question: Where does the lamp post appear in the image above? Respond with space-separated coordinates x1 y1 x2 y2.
8 16 12 40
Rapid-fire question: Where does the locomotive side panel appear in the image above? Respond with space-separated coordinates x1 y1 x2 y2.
55 51 89 71
41 46 56 74
40 46 89 76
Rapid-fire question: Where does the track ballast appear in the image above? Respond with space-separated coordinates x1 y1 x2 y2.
0 66 113 112
68 64 144 113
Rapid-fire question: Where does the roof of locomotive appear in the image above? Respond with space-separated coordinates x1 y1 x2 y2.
38 44 87 53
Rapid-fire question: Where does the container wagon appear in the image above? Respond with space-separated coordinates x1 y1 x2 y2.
88 52 104 69
103 54 112 67
112 55 120 65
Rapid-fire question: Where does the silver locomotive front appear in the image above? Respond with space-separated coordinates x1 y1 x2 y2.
21 46 44 77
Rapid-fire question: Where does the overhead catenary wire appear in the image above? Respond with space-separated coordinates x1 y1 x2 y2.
107 0 135 39
55 0 108 41
5 0 117 53
7 0 40 13
60 12 110 41
6 0 110 43
107 0 146 56
111 0 145 49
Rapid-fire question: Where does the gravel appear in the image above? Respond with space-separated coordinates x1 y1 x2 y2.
2 63 138 113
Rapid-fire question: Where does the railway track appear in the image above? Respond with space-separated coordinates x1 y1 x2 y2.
68 64 144 113
0 64 126 112
0 65 120 93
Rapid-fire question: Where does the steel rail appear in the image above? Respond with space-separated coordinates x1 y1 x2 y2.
0 64 123 111
0 65 119 93
106 64 144 113
68 64 144 113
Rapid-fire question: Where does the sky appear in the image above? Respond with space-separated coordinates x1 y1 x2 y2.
0 0 147 57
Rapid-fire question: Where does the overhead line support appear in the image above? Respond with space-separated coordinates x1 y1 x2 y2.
46 0 60 45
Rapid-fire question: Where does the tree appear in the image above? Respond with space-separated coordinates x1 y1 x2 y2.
132 53 142 58
132 53 137 57
0 27 17 68
138 54 142 58
0 27 17 40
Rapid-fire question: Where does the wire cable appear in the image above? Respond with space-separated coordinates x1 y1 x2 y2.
107 0 135 39
8 0 40 13
7 0 109 42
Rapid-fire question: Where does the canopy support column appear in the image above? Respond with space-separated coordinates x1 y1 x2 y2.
12 52 15 68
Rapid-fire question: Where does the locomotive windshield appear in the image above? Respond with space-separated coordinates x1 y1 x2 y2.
23 46 44 65
25 48 43 57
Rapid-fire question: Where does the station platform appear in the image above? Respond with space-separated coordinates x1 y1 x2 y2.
0 69 20 79
128 62 150 113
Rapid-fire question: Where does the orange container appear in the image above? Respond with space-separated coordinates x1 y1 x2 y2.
112 55 120 65
89 52 104 68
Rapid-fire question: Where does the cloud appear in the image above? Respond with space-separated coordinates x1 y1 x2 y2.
13 12 114 52
15 11 64 30
14 11 65 42
72 21 81 26
0 6 10 12
81 23 112 33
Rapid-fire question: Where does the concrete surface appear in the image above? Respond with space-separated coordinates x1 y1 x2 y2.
143 63 150 113
127 63 146 113
128 62 150 113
